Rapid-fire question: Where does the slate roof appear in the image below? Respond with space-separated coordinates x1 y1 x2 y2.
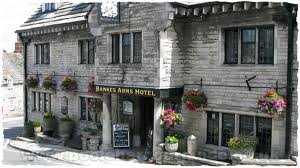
2 52 24 84
16 2 93 32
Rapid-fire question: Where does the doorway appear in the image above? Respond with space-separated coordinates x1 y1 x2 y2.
140 97 154 146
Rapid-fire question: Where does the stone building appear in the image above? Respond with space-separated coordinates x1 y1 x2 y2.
1 50 24 118
16 1 298 163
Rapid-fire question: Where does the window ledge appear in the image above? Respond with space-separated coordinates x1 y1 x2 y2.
220 64 276 68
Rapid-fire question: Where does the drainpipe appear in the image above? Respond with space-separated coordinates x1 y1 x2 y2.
283 3 296 159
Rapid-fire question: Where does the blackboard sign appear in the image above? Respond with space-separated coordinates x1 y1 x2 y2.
113 124 130 147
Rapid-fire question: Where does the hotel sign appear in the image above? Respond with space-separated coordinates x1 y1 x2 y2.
95 85 157 97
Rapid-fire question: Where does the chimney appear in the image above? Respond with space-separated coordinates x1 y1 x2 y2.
14 35 23 54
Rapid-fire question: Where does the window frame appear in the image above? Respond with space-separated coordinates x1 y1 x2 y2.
223 25 274 65
34 43 50 64
110 31 143 64
79 39 95 65
31 91 51 113
79 96 103 123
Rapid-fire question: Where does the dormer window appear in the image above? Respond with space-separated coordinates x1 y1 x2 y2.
42 3 56 12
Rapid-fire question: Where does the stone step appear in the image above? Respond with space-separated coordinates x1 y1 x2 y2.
16 136 37 143
36 133 63 145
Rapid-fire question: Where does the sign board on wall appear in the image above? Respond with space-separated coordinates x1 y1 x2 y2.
95 85 157 97
123 101 133 114
113 124 130 148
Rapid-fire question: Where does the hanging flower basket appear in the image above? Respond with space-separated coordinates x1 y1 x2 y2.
60 76 78 92
87 77 95 94
160 108 182 128
42 75 57 91
183 88 207 111
26 75 39 88
257 90 286 118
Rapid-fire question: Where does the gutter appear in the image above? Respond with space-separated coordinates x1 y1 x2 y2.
283 3 297 159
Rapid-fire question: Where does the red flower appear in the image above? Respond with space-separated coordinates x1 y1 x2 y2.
265 90 273 95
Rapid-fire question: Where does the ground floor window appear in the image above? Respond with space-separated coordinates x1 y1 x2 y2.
32 91 51 113
206 112 272 157
80 96 102 123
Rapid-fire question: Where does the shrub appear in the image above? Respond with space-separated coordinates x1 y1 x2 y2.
43 112 55 119
32 121 42 127
228 135 258 150
42 75 57 91
60 115 73 122
60 76 78 92
165 135 179 144
83 127 93 132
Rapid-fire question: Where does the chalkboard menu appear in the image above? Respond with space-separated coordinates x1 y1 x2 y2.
113 124 130 147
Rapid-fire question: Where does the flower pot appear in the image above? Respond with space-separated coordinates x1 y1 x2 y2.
58 121 74 137
230 148 255 159
178 138 187 153
165 143 178 153
24 124 34 137
33 126 42 133
42 117 56 132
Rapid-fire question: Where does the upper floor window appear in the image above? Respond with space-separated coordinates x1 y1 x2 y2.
79 39 95 64
35 43 50 64
42 3 56 12
224 26 274 65
111 32 142 64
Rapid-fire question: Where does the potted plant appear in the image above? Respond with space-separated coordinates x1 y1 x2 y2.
26 75 39 88
82 127 93 138
60 75 78 92
160 108 182 128
257 90 286 119
183 88 207 111
42 75 57 91
23 121 34 137
228 135 258 159
165 134 179 152
42 112 56 133
58 115 74 138
32 121 42 133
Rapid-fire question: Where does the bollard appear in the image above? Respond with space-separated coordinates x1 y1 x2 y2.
187 135 197 156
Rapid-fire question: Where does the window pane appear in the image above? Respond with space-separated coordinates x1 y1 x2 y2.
35 45 40 64
222 113 235 146
239 115 254 136
207 112 219 145
61 97 68 114
256 117 272 158
80 41 88 64
258 27 274 64
43 44 50 64
41 44 45 64
112 34 120 63
32 91 36 110
133 32 142 63
39 93 43 112
80 97 87 120
122 33 131 63
241 29 256 64
87 98 93 121
225 29 238 64
88 40 95 64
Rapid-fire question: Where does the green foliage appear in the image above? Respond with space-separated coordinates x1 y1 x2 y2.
165 135 179 144
43 112 55 119
83 127 93 132
32 121 42 127
60 115 73 122
228 135 258 150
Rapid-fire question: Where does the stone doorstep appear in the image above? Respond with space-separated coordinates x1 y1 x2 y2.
163 152 230 166
16 136 38 143
241 159 297 166
36 134 63 144
291 155 298 163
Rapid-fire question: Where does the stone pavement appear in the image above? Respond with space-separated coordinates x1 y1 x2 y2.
9 138 166 167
